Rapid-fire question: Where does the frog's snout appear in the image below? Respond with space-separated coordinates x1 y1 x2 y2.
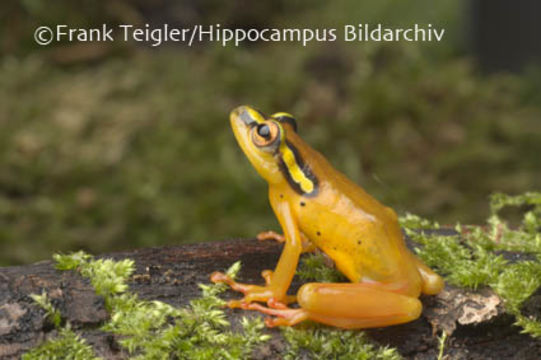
230 105 265 129
231 106 252 128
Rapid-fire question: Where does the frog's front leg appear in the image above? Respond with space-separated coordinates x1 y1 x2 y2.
211 199 302 307
248 282 422 329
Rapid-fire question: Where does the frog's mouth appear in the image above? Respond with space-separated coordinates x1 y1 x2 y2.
230 105 285 183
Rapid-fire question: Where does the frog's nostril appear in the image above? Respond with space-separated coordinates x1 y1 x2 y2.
231 106 257 126
230 106 247 126
239 109 255 126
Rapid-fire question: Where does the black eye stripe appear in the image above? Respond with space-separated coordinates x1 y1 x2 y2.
275 115 297 132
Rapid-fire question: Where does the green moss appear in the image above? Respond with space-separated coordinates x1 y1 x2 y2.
25 292 99 360
297 253 346 283
22 327 100 360
398 212 440 230
282 327 401 360
29 292 62 329
488 192 541 254
402 191 541 338
28 252 401 359
514 314 541 338
27 256 270 359
407 228 508 289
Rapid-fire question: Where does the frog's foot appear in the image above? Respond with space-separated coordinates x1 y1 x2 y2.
257 231 316 253
261 271 297 304
257 230 285 243
246 302 309 327
267 296 296 308
210 271 293 308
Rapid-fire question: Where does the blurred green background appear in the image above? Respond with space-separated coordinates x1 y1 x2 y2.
1 0 540 265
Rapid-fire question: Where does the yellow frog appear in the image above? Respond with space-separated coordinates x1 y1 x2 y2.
211 106 444 329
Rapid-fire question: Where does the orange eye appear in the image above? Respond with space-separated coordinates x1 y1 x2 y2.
252 121 280 149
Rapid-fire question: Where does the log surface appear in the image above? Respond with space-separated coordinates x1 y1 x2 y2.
1 231 540 359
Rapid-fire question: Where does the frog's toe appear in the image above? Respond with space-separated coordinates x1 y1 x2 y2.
210 271 257 295
210 270 291 305
267 298 288 309
256 231 285 243
224 296 257 309
210 271 231 284
246 303 309 327
226 299 245 309
267 296 296 308
265 312 309 328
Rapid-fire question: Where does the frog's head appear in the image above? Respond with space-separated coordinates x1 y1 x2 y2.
230 106 317 195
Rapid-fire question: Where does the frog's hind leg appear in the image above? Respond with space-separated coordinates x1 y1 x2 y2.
297 282 422 328
249 282 422 329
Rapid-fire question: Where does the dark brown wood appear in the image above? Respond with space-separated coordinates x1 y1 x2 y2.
1 233 540 359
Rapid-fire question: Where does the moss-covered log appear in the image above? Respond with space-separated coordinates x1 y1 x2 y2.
1 232 540 359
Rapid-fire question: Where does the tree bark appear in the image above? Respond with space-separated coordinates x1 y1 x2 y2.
1 231 540 359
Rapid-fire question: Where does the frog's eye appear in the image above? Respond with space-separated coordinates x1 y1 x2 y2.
271 112 297 132
252 121 280 150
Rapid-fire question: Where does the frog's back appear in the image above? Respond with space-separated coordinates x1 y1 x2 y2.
289 135 420 289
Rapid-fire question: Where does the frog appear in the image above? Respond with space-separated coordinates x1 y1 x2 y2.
210 106 444 329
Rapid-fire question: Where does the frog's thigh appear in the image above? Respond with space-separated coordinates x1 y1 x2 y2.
297 282 422 329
